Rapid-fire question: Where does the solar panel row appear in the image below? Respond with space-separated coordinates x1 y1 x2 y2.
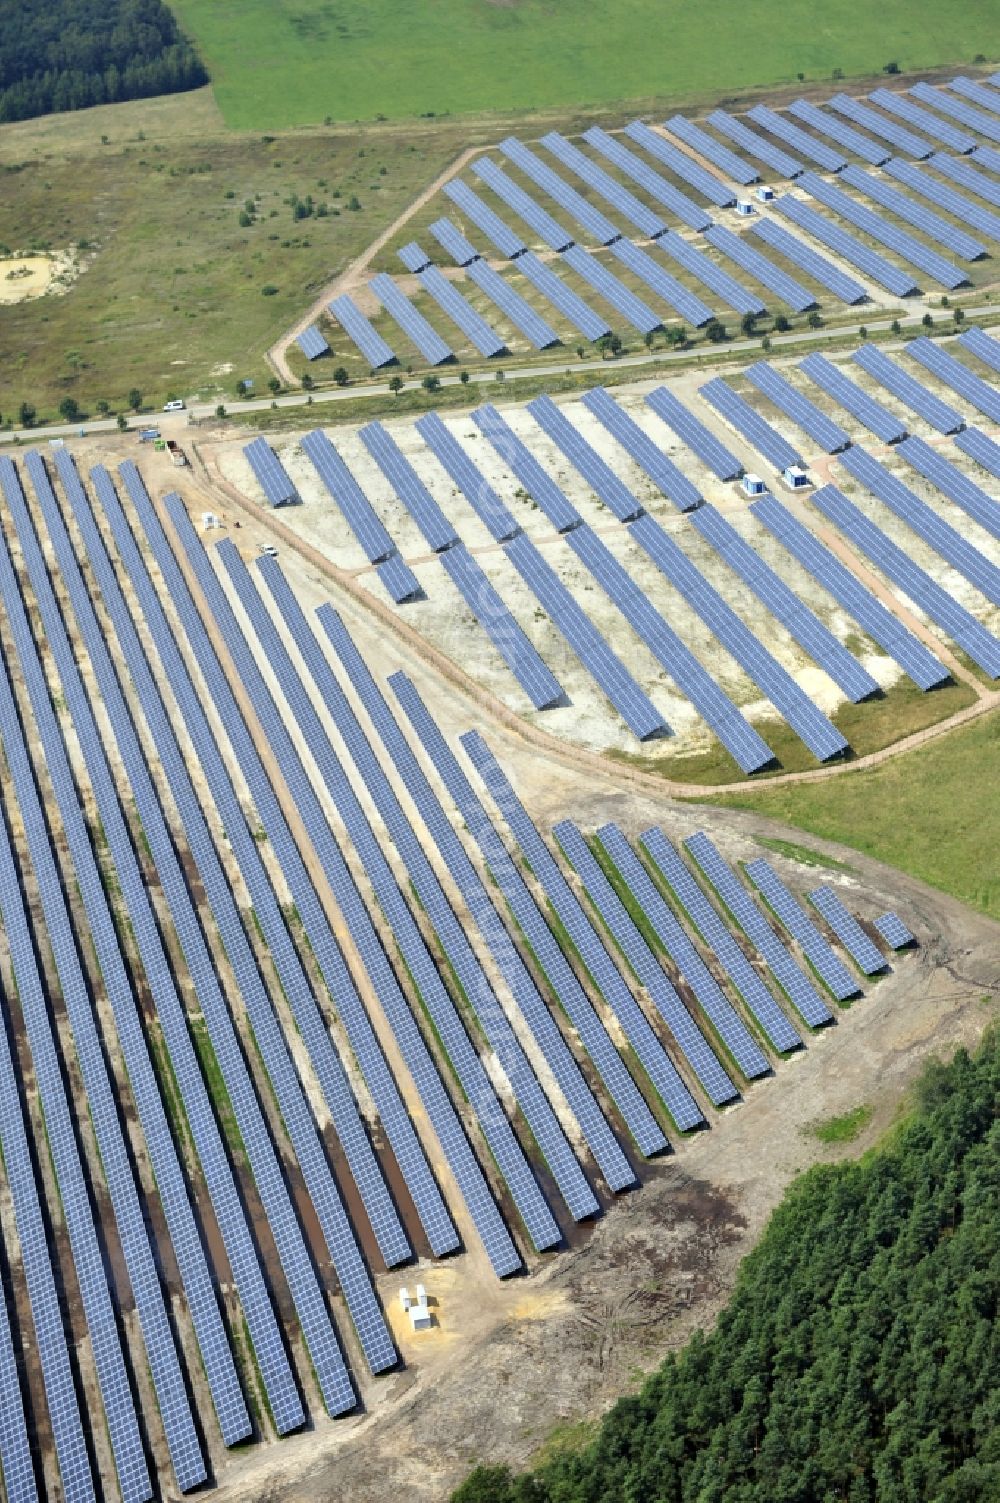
429 216 481 266
658 116 747 196
473 402 581 531
376 551 422 603
515 250 610 340
624 120 736 204
560 243 662 334
896 435 1000 543
959 324 1000 373
296 323 330 359
906 336 1000 423
912 80 1000 144
874 912 915 949
771 193 920 297
607 237 714 327
398 240 432 272
464 257 561 348
418 263 507 356
955 426 1000 479
808 886 887 976
744 860 861 1002
706 109 803 178
839 164 986 261
699 377 804 472
541 131 666 239
949 76 1000 116
368 273 454 364
328 293 397 368
580 386 703 511
746 105 847 172
527 392 644 520
442 178 527 258
358 419 459 551
439 543 564 709
702 223 817 312
929 153 1000 208
655 230 766 316
244 434 298 506
850 343 963 433
645 386 743 480
301 428 397 560
869 88 976 154
881 159 1000 239
744 361 851 452
500 137 620 244
787 98 890 164
582 127 714 230
416 410 521 540
797 171 967 288
746 216 868 304
798 351 908 443
827 93 933 158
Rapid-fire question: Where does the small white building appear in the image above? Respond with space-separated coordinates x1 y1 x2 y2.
201 512 222 529
399 1285 433 1331
735 200 755 217
782 465 810 489
756 185 775 203
741 473 768 497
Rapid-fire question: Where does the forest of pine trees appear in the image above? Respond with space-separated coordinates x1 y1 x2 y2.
0 0 207 123
454 1030 1000 1503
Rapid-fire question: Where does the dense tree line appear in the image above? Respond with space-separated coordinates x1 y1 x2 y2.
456 1031 1000 1503
0 0 206 123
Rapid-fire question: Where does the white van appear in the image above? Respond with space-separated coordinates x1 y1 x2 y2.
163 399 185 412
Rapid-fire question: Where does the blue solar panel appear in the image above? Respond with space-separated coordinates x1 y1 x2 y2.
541 131 666 238
959 325 1000 373
787 98 891 164
771 193 920 297
501 136 621 244
624 120 737 204
688 503 878 702
464 257 561 348
630 512 849 761
579 387 703 510
515 250 610 339
684 833 834 1026
439 544 564 709
808 886 888 975
582 127 714 230
296 323 330 359
328 294 397 368
607 237 713 326
810 483 1000 677
417 263 507 356
744 362 850 452
301 427 397 560
474 156 579 249
972 143 1000 172
837 445 1000 606
639 828 800 1052
896 435 1000 542
906 336 1000 423
746 105 847 172
368 273 454 364
556 821 737 1106
840 164 986 260
799 352 908 443
797 171 967 288
645 386 743 480
562 522 775 774
912 80 1000 144
869 89 977 153
655 230 766 316
699 377 804 471
955 426 1000 479
850 343 964 432
0 1264 42 1503
244 434 298 506
744 860 861 1001
415 410 520 540
357 419 458 551
750 492 949 690
503 530 668 739
442 179 527 258
64 461 307 1436
392 685 665 1157
928 153 1000 207
659 114 759 184
460 730 704 1132
952 76 1000 115
827 93 933 157
429 216 481 266
560 244 662 334
705 109 803 178
702 224 816 311
398 240 432 272
526 392 644 520
472 403 581 531
596 825 770 1080
874 912 915 949
376 551 421 602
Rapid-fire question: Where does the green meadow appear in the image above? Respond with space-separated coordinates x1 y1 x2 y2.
166 0 1000 130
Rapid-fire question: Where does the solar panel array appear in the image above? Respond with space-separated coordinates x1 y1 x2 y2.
504 530 668 738
582 126 714 230
579 387 703 510
699 377 804 471
906 336 1000 424
744 361 851 453
357 419 458 551
442 178 527 258
472 402 581 531
874 912 915 949
639 828 801 1053
911 81 1000 144
702 224 816 312
656 230 766 316
607 236 713 326
516 250 610 339
797 171 967 288
657 117 745 197
541 131 666 238
869 88 976 153
439 543 564 709
684 833 834 1026
460 730 705 1132
798 352 908 443
839 164 986 261
882 158 1000 238
645 385 742 479
301 428 397 559
501 137 621 244
955 426 1000 479
786 98 891 165
747 217 868 304
624 120 736 204
472 156 576 250
391 681 666 1157
827 93 933 158
972 143 1000 172
810 484 1000 677
417 262 507 356
377 551 422 602
296 323 330 359
744 860 860 1002
959 325 1000 373
837 445 1000 606
556 820 738 1107
706 109 803 178
750 493 949 690
928 153 1000 207
596 824 770 1080
526 392 644 520
464 256 561 348
950 75 1000 115
368 273 454 364
808 887 887 975
398 240 432 272
630 513 849 762
243 434 298 505
415 410 520 540
771 193 920 297
429 216 481 266
896 435 1000 542
560 243 662 334
850 344 963 432
688 503 879 703
328 293 397 368
746 105 847 172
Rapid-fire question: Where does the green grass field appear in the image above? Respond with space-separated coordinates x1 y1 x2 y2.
165 0 999 129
